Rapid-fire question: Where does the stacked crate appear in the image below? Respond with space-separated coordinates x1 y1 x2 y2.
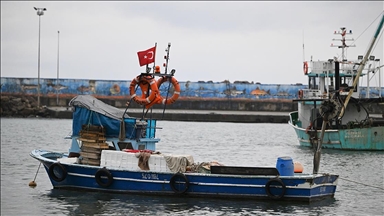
78 125 109 166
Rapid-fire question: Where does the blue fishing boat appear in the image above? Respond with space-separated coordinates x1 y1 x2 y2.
30 44 338 202
289 14 384 151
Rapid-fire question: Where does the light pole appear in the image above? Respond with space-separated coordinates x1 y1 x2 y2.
34 7 46 108
56 30 60 106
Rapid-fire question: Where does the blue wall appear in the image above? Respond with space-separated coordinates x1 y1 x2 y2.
1 77 383 99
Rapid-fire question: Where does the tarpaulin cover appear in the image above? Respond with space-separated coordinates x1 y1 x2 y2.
69 95 135 137
69 95 129 120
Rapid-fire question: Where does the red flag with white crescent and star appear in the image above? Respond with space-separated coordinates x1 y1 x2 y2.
137 46 156 67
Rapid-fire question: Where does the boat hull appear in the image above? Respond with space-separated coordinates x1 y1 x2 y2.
30 150 338 203
289 112 384 150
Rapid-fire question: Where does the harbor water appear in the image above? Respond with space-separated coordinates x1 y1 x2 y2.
1 118 383 215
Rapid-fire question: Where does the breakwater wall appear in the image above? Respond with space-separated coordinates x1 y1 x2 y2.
1 77 301 113
0 95 291 123
1 77 383 122
0 93 297 112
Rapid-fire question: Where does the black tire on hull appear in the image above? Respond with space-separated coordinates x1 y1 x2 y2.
265 178 286 199
169 173 189 194
95 168 113 187
48 163 67 182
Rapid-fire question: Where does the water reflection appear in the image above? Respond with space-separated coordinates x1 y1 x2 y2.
43 189 338 215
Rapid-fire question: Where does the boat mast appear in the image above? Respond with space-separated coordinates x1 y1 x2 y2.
329 27 355 97
339 14 384 118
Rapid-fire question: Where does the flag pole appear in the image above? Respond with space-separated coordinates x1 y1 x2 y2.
153 42 157 74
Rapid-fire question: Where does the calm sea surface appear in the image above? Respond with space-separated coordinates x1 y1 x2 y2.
1 118 383 215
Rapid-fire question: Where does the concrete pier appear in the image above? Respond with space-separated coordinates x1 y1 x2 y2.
46 107 290 124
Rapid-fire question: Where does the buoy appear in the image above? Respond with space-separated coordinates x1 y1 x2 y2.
29 181 37 187
294 161 304 173
29 162 42 187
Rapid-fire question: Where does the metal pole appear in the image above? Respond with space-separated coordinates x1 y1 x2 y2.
34 7 46 108
152 42 157 73
367 64 370 98
37 14 41 108
379 60 382 97
164 43 171 74
56 30 60 106
313 119 327 174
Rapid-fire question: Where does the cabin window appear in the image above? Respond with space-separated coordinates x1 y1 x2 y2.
325 77 334 92
106 141 116 150
308 77 318 89
339 76 357 92
351 76 357 92
118 142 133 150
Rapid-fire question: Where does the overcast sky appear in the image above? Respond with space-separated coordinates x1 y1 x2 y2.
1 1 383 85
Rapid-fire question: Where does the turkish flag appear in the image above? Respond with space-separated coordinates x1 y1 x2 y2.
137 46 156 67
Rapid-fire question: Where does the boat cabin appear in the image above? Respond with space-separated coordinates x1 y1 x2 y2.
296 59 374 130
65 95 160 163
301 59 363 100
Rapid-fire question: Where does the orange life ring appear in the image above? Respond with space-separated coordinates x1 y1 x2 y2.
303 62 308 74
298 89 303 99
129 75 160 107
156 76 181 105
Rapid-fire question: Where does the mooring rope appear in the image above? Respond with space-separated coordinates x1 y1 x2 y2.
340 177 384 190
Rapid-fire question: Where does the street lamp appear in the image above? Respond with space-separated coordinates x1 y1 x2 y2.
34 7 47 108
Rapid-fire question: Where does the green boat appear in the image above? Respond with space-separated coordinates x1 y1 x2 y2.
289 14 384 151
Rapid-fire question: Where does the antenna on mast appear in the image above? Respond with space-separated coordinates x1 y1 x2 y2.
302 30 305 62
331 27 356 62
163 43 171 74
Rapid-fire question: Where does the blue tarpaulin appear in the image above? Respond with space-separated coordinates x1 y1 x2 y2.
69 95 136 138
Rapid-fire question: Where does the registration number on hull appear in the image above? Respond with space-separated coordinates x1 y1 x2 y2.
142 173 159 180
345 131 365 139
